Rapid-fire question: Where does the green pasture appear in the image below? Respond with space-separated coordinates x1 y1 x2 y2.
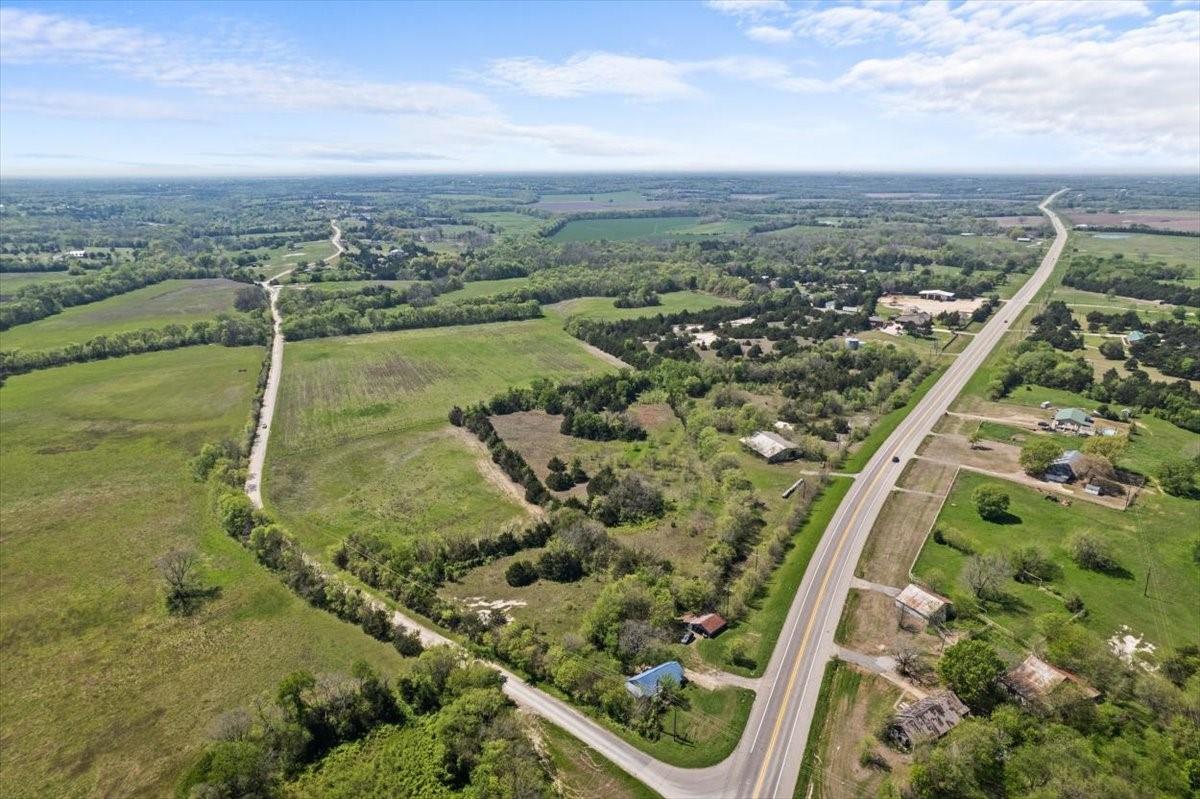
1072 231 1200 272
0 270 78 300
0 278 244 353
467 211 544 235
0 347 407 798
551 217 740 242
545 290 738 322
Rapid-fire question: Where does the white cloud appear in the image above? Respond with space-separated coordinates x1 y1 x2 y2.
746 25 795 43
1 88 200 121
486 51 826 99
839 8 1200 157
704 1 790 19
0 7 664 161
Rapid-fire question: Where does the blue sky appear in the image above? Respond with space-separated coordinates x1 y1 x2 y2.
1 0 1198 176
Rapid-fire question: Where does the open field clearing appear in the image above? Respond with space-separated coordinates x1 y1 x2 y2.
438 276 530 301
251 239 338 278
0 270 79 300
0 278 244 352
913 470 1198 647
545 290 738 322
0 347 408 798
267 319 615 551
467 211 545 235
1070 230 1200 270
551 216 751 242
794 661 903 799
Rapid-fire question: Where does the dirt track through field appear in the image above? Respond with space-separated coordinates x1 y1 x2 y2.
449 426 546 518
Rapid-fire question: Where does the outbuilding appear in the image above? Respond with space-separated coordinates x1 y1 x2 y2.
680 612 728 638
1045 449 1084 483
918 289 956 302
887 692 969 751
740 430 802 463
1003 654 1100 706
625 661 686 699
894 583 953 626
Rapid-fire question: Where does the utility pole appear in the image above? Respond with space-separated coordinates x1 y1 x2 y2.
1144 565 1151 598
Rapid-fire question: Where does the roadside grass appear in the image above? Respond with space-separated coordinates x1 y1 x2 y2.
698 478 854 677
0 278 244 352
545 290 738 322
266 318 615 553
842 366 947 473
538 720 662 799
0 347 409 798
793 661 902 799
913 470 1198 647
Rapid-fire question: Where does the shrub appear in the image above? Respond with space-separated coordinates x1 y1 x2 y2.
505 560 539 587
1070 534 1120 573
1155 458 1199 498
392 626 425 656
937 639 1004 711
545 470 574 491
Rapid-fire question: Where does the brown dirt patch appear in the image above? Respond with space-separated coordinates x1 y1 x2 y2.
990 215 1049 229
897 458 957 495
837 590 945 660
856 490 947 586
449 426 546 517
812 664 907 799
880 294 986 316
629 402 676 432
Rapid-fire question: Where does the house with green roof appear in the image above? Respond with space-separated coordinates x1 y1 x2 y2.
1053 407 1093 434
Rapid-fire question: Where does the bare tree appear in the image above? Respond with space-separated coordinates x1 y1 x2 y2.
156 548 211 614
964 553 1010 600
893 646 925 681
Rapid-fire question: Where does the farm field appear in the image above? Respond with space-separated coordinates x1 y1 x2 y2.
0 346 408 799
0 270 78 299
551 216 743 242
912 470 1198 647
545 290 738 321
0 278 244 352
266 318 615 553
1064 210 1200 233
467 211 544 235
438 276 530 302
1070 230 1200 271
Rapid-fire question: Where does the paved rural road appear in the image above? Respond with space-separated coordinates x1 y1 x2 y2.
242 193 1067 796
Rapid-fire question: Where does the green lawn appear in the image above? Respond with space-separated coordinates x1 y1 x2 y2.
551 217 740 242
698 478 854 676
545 290 739 322
596 685 754 768
0 278 244 352
913 471 1198 647
0 347 408 798
266 318 615 554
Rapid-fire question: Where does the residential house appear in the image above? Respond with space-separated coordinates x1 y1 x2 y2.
1125 330 1147 345
895 311 932 328
740 430 802 463
625 661 686 698
1053 408 1094 434
887 692 969 750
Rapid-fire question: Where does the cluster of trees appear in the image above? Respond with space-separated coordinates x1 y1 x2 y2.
613 290 661 308
1091 367 1200 433
275 278 461 316
989 341 1094 399
181 649 554 799
0 313 270 379
560 408 646 441
1063 253 1200 307
1085 309 1198 380
0 255 253 329
453 405 550 505
1029 300 1083 351
901 631 1200 799
544 456 587 491
280 296 543 340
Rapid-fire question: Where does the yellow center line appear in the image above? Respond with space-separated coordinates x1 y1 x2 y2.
750 380 955 797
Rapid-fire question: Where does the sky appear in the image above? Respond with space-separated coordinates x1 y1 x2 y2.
1 0 1198 176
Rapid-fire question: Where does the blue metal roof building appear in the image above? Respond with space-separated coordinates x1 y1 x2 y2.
625 661 686 698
